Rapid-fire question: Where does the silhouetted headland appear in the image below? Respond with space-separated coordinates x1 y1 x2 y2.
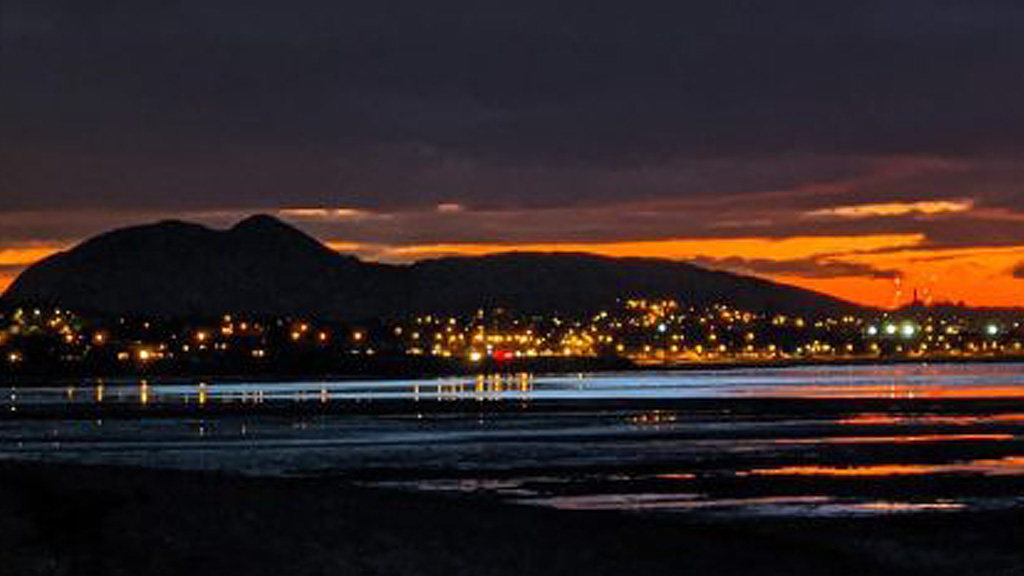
3 216 1024 381
3 215 862 320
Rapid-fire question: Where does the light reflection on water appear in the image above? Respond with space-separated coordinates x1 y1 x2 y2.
5 363 1024 517
773 433 1015 445
8 363 1024 409
746 456 1024 478
518 495 972 517
840 413 1024 426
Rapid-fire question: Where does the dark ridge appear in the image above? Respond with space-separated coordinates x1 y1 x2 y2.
2 216 866 319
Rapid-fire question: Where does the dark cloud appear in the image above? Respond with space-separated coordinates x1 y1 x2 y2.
4 0 1024 253
1013 261 1024 279
692 256 903 280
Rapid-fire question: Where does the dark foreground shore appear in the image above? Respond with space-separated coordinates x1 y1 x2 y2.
1 461 1023 576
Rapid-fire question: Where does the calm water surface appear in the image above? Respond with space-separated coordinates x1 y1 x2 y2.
4 363 1024 518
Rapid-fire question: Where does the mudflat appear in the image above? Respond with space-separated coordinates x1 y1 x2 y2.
1 461 1022 576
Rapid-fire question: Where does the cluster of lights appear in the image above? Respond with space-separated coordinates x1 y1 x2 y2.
1 303 1024 371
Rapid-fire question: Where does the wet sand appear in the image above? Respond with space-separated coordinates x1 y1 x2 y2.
2 460 1024 576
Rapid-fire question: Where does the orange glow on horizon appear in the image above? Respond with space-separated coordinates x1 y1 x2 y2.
2 233 1023 309
381 234 926 262
794 245 1024 308
0 246 63 266
0 245 65 293
338 234 1024 308
774 276 901 308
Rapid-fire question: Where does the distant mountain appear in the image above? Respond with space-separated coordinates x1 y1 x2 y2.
3 215 865 319
409 253 861 316
3 216 406 319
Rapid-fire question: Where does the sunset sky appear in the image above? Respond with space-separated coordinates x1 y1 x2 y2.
4 1 1024 308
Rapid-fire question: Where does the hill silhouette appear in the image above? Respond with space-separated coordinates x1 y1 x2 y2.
3 215 864 319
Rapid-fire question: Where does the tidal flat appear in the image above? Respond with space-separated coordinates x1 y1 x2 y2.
4 460 1024 576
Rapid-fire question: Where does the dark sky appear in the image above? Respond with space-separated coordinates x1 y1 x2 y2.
4 0 1024 305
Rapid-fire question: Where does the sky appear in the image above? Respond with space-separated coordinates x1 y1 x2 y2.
3 0 1024 308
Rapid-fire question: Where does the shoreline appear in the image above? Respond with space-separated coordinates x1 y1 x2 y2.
2 459 1024 575
5 356 1024 419
5 353 1024 388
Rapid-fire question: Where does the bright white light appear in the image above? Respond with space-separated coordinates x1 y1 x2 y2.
657 323 668 333
987 324 1000 336
867 326 879 336
900 323 917 338
885 323 898 335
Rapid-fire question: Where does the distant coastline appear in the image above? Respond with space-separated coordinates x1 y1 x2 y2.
4 216 1023 385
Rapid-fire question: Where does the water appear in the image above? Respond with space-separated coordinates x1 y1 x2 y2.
4 362 1024 518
